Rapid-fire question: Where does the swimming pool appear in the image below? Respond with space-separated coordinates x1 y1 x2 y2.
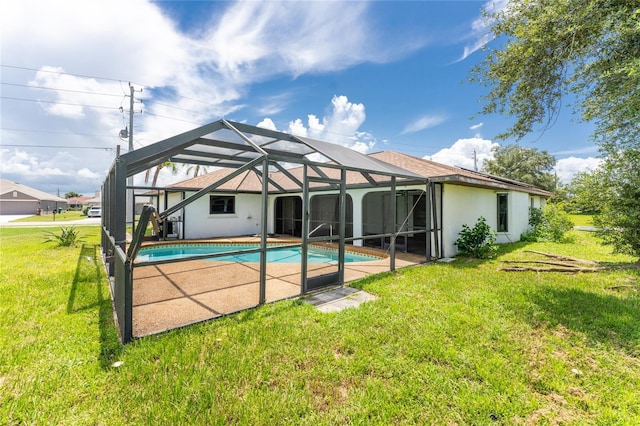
136 244 382 264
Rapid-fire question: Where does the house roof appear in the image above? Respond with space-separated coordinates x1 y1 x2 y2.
67 196 93 204
0 179 68 202
167 150 553 197
368 151 553 196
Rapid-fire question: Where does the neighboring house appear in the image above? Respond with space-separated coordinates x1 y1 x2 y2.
162 151 550 258
0 179 68 215
67 196 93 210
85 190 102 206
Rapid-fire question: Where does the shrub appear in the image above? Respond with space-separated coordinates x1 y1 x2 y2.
43 227 85 247
455 216 498 258
521 204 574 242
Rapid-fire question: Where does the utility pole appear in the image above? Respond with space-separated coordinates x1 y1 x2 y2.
118 83 142 231
125 82 139 232
128 83 134 156
473 149 478 171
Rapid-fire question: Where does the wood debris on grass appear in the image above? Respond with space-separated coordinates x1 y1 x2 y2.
498 250 639 273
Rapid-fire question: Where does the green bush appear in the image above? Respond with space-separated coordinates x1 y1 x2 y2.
521 204 574 242
43 227 85 247
454 216 498 258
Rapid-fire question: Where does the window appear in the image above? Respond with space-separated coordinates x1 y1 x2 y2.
497 193 508 232
209 195 235 214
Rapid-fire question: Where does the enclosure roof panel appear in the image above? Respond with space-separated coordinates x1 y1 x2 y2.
118 119 424 181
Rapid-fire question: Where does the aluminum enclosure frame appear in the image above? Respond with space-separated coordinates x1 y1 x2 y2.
101 119 431 343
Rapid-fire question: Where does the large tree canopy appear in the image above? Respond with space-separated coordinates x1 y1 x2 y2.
473 0 640 257
483 145 556 191
472 0 640 148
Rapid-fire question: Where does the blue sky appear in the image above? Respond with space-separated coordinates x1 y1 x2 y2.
1 0 600 196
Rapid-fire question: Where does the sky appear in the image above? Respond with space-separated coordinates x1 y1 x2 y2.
1 0 602 197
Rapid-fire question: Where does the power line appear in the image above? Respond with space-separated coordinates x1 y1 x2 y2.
144 99 214 116
0 96 120 110
2 144 117 150
1 65 453 156
143 110 202 125
0 64 132 85
1 64 224 110
1 127 118 139
1 82 124 98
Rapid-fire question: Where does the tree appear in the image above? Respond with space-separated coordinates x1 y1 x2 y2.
64 191 82 199
565 169 609 214
473 0 640 257
593 150 640 256
483 145 557 191
185 164 209 178
472 1 640 146
144 161 178 187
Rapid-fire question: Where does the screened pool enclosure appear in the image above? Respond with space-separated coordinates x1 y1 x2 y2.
101 119 437 342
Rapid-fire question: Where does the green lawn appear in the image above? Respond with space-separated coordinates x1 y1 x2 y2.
1 227 638 424
11 210 86 222
568 214 594 227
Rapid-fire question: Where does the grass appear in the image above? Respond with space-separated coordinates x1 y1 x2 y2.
11 210 86 222
1 227 638 424
568 214 594 227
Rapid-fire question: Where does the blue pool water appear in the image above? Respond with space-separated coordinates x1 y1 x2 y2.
136 244 380 264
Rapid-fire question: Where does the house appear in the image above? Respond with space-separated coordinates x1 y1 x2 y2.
67 196 93 211
101 119 551 342
0 179 68 215
160 150 550 258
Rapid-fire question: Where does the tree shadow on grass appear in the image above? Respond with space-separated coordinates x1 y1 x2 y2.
530 286 640 354
68 244 122 368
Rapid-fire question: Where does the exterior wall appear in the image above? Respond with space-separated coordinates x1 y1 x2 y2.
529 195 547 209
0 191 37 214
440 185 532 257
0 190 67 214
507 191 531 243
170 192 262 239
171 184 543 258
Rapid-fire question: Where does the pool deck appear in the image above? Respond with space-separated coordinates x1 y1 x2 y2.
131 236 426 337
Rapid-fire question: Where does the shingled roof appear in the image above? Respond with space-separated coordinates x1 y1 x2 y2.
369 151 553 196
166 151 552 197
0 179 68 202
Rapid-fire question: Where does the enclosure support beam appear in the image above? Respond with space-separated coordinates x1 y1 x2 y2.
338 168 347 284
300 165 309 294
390 177 397 271
431 183 440 259
160 156 264 219
425 182 432 262
273 163 303 188
259 157 269 305
114 159 127 252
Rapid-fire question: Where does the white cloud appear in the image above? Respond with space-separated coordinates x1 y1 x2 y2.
554 156 602 184
470 122 484 131
457 0 508 61
263 95 376 154
256 118 277 131
284 118 305 137
424 137 499 170
77 168 102 179
401 114 447 135
2 1 421 194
